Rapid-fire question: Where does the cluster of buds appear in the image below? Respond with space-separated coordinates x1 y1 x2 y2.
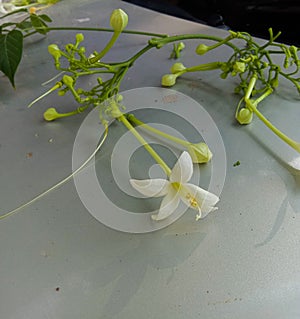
161 62 186 87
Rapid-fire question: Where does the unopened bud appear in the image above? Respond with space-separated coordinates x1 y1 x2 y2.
76 33 84 43
236 108 253 124
170 62 186 74
110 9 128 32
187 142 213 163
233 61 246 73
48 44 61 59
196 43 209 55
161 74 177 87
44 108 60 121
62 75 74 88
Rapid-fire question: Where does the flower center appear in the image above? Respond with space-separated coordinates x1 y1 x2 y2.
185 193 198 208
172 182 199 208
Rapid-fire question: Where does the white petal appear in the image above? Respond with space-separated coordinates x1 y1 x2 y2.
152 188 180 221
0 6 7 14
180 183 219 213
170 151 193 183
130 179 170 197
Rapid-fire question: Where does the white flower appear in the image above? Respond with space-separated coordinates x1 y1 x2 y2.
130 151 219 221
0 1 17 15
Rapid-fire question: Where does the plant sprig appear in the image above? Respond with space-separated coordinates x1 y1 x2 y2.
1 7 300 223
0 1 56 86
2 6 300 153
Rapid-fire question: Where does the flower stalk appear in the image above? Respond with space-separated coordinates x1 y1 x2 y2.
126 113 212 163
239 74 300 153
117 113 172 177
89 9 128 63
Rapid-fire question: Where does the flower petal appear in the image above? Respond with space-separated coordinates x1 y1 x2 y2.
170 151 193 183
181 183 219 214
152 188 180 221
130 179 170 197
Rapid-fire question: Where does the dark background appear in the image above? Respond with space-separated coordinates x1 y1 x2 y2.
123 0 299 45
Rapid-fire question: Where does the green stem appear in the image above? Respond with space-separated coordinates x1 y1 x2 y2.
205 34 235 51
252 88 273 106
55 106 90 119
0 123 109 221
245 74 257 99
185 62 224 72
115 44 154 68
118 113 172 176
23 26 168 38
89 31 120 63
126 113 189 147
246 98 300 153
0 8 27 19
149 34 239 52
27 82 62 107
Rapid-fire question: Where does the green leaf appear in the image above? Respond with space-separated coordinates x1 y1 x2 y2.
0 22 16 33
30 14 48 34
0 30 23 88
39 14 52 23
16 20 33 32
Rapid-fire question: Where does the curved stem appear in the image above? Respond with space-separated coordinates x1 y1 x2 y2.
116 44 154 68
23 26 168 38
27 82 61 108
89 31 120 63
0 124 109 221
149 34 239 52
252 88 273 106
246 98 300 153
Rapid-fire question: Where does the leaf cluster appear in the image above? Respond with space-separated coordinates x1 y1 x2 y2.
0 9 52 87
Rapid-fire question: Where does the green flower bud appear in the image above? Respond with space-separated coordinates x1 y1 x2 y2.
161 74 177 87
76 33 84 43
58 89 67 96
220 72 228 79
234 86 242 94
187 142 213 163
65 43 74 52
236 108 253 124
44 108 61 121
177 42 185 51
289 45 299 65
110 9 128 32
220 64 229 72
62 75 74 88
284 57 290 68
233 61 246 73
170 62 186 74
116 94 123 102
289 45 298 54
196 43 209 55
170 42 185 59
270 77 279 88
48 44 61 59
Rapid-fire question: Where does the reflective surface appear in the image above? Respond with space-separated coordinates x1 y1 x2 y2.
0 1 300 318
